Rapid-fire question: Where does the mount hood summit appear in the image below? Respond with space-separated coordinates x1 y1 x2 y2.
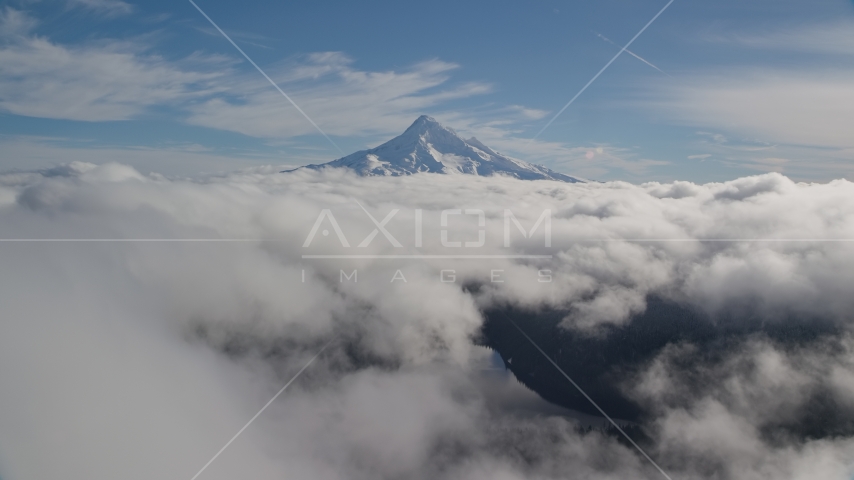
288 116 582 183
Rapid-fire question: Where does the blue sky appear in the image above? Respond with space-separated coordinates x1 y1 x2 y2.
0 0 852 181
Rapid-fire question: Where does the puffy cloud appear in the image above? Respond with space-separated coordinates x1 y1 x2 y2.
1 164 854 479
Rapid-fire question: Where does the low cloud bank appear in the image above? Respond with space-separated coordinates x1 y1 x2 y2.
1 163 853 479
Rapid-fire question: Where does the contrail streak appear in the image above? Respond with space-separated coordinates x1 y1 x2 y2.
595 32 671 77
188 0 344 155
534 0 676 138
188 339 335 480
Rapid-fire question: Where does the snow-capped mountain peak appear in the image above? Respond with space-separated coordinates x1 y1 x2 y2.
288 115 582 183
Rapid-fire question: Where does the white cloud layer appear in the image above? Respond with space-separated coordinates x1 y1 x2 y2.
2 164 854 478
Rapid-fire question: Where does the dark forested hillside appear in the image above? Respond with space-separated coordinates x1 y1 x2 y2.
479 297 846 436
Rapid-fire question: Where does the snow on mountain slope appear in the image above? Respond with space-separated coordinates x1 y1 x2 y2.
288 116 583 183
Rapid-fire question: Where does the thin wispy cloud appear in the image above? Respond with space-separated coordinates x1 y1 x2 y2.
707 20 854 56
1 7 661 178
185 54 493 139
629 14 854 179
0 6 37 36
0 10 226 122
67 0 135 17
0 8 494 141
3 2 851 183
188 0 344 155
642 70 854 150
